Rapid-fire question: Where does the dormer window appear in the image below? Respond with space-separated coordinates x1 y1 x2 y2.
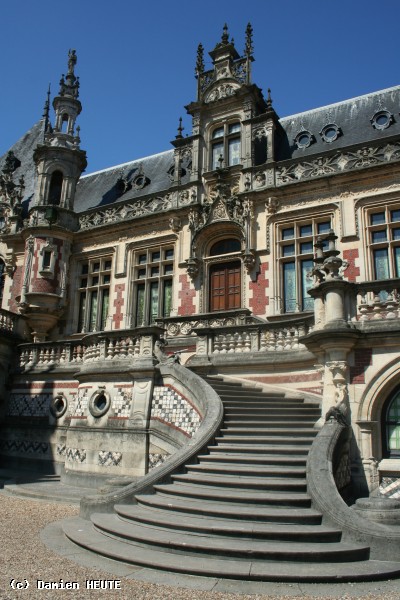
211 122 241 170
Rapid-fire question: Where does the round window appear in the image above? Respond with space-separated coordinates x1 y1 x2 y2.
371 110 392 131
50 394 68 418
320 124 341 143
294 131 313 149
89 390 110 418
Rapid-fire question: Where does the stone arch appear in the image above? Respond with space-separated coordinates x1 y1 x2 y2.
357 356 400 460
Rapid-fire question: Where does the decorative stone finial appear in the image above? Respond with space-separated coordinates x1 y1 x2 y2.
221 23 229 44
195 43 204 77
266 88 273 110
176 117 184 139
59 49 79 98
245 22 254 57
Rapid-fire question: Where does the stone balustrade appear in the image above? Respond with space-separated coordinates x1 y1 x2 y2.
0 308 26 337
18 326 164 370
354 280 400 322
194 317 314 357
156 309 258 339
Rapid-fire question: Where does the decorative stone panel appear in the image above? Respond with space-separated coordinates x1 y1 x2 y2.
111 388 132 417
0 439 49 455
148 452 170 470
7 393 50 417
98 451 122 467
151 385 201 437
380 476 400 499
65 448 86 463
72 388 89 416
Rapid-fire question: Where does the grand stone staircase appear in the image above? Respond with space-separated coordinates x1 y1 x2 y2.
63 377 400 582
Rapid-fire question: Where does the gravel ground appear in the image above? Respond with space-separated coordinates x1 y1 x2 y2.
1 494 399 600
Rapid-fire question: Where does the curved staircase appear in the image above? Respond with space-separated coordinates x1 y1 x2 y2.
63 377 400 582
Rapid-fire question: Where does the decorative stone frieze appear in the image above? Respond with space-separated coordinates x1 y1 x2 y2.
276 141 400 186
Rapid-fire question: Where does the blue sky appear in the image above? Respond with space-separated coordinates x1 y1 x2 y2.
1 0 400 173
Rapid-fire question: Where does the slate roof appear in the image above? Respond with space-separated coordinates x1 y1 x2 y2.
74 148 180 213
2 85 400 215
277 85 400 161
0 120 45 214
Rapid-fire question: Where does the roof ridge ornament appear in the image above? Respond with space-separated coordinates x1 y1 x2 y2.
244 22 254 57
221 23 229 44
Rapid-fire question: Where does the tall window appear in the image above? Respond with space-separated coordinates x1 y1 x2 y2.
132 247 174 326
367 208 400 280
278 219 331 313
48 171 63 206
211 122 241 170
77 258 111 332
383 390 400 458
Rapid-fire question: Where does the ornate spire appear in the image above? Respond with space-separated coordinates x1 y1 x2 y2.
195 43 204 77
58 49 79 99
266 88 273 110
42 85 51 135
245 22 254 57
221 23 229 44
175 117 184 139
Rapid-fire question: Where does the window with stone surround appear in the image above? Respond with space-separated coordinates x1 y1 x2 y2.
367 207 400 280
382 389 400 458
210 122 241 170
277 218 331 313
131 246 174 326
77 257 112 332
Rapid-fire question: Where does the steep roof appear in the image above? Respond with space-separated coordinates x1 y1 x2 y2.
277 85 400 161
0 120 45 213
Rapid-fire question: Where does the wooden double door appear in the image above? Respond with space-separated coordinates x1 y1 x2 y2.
209 261 241 312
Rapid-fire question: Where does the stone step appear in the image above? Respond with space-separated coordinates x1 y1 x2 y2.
136 486 322 525
221 398 306 405
91 514 369 563
65 518 400 583
224 415 319 424
171 472 307 492
219 427 317 435
199 453 307 466
209 443 310 455
214 435 315 445
154 481 311 508
188 463 306 478
114 504 341 542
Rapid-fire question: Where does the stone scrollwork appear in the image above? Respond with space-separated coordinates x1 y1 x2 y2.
79 191 176 230
205 83 238 104
276 141 400 186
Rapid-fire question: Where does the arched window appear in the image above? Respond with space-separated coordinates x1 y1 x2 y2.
382 389 400 458
48 171 63 206
208 238 241 312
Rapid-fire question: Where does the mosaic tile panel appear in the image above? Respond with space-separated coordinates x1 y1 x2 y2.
98 450 122 466
65 448 86 463
148 452 170 470
151 386 201 436
72 388 89 416
57 444 66 457
380 476 400 499
7 393 51 417
112 388 132 417
0 439 49 454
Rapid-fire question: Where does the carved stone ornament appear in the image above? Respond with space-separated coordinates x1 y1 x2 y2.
241 249 256 272
185 257 200 280
265 197 279 214
205 83 239 103
326 360 348 383
252 127 267 141
276 140 400 186
169 217 181 232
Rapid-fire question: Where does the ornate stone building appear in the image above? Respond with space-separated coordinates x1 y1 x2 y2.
0 25 399 504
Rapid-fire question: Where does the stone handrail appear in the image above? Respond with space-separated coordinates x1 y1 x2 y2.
195 315 314 356
0 308 26 337
79 362 224 518
354 278 400 321
18 327 165 370
307 420 400 561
